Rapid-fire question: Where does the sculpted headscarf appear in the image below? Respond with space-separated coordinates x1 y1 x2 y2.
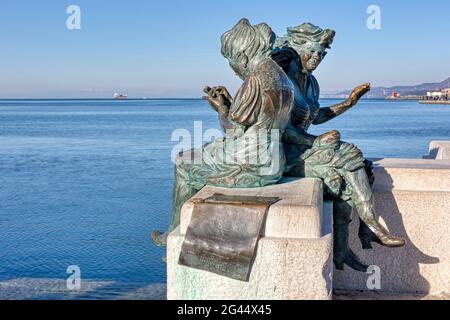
273 22 336 73
275 22 335 49
220 19 278 125
221 18 276 67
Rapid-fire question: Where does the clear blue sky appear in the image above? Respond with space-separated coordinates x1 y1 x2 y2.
0 0 449 98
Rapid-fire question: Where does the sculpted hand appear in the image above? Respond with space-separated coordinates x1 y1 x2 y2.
300 130 341 160
314 130 341 149
202 86 232 114
347 83 371 107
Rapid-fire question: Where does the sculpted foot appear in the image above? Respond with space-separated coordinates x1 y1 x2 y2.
151 230 168 247
356 198 406 249
334 250 369 273
333 204 368 273
359 221 406 249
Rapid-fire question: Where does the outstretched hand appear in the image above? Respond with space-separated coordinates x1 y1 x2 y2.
348 83 371 106
203 86 232 114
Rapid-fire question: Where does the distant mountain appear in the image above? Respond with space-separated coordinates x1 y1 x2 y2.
325 77 450 98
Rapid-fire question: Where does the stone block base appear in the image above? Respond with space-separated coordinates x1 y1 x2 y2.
424 141 450 160
167 227 333 300
167 179 334 300
335 158 450 295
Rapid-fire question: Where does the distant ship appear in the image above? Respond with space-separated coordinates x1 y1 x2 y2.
113 93 128 100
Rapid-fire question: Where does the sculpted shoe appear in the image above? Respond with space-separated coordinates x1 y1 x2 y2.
334 249 369 273
151 230 168 247
359 219 406 249
356 199 406 249
333 208 368 273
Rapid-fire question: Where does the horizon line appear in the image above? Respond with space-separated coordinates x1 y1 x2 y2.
0 97 387 101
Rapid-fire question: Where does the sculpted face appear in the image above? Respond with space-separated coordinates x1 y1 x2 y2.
229 61 247 80
295 41 327 73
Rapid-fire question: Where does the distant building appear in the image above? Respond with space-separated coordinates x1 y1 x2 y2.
427 91 442 98
425 89 449 101
391 92 401 98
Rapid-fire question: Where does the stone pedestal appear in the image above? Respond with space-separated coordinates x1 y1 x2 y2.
424 141 450 160
334 158 450 295
167 178 334 300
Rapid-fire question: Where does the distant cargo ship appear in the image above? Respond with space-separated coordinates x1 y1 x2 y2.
113 93 128 100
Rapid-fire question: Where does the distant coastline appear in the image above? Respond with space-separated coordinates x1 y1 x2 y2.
324 77 450 99
0 98 203 101
0 97 396 102
2 78 449 102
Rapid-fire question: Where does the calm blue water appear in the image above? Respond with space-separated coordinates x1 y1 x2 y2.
0 98 449 299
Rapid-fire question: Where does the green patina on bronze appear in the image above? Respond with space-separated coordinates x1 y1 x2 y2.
179 194 280 282
152 19 406 276
272 22 405 271
152 19 294 254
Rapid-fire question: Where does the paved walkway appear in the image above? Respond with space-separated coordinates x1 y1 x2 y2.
334 290 450 300
2 279 448 300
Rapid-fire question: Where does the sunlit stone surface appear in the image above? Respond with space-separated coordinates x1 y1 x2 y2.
334 157 450 295
424 141 450 160
168 179 334 300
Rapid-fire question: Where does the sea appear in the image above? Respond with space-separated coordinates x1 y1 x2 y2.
0 98 449 299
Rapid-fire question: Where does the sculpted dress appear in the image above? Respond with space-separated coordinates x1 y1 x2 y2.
272 46 404 272
169 58 294 233
283 74 371 200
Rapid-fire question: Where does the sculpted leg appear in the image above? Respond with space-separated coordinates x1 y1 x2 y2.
343 168 406 248
151 166 200 247
358 159 376 250
333 200 368 272
152 150 207 247
303 157 368 272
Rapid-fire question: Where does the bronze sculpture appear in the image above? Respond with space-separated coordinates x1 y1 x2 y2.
272 23 405 271
152 19 405 275
152 19 294 247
